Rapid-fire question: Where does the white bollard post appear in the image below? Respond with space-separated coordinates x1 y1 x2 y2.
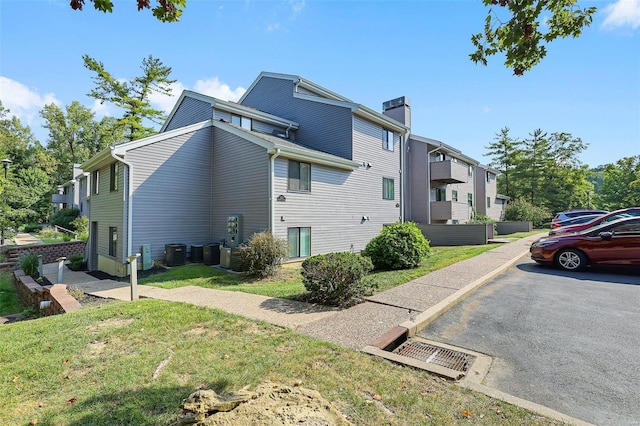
38 255 43 280
127 253 141 301
56 257 66 284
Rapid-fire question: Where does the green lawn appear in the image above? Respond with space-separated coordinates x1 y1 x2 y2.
0 273 24 315
140 244 507 300
0 299 562 426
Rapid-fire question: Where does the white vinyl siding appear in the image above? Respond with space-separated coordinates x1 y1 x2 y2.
127 128 214 261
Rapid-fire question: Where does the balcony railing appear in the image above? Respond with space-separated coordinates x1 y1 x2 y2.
430 160 469 184
430 201 471 221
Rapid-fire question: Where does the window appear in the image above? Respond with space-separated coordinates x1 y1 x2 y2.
110 163 119 192
436 188 446 202
468 193 473 207
383 178 394 200
487 197 491 208
288 227 310 258
92 170 99 195
231 114 252 130
109 226 118 257
486 171 491 183
383 129 394 151
288 160 311 191
452 190 458 202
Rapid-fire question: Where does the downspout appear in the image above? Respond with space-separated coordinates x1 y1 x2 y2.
399 134 404 223
426 146 443 224
269 148 282 233
110 147 134 265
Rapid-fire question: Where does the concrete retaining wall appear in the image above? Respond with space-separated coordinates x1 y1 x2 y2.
417 224 493 246
497 221 533 234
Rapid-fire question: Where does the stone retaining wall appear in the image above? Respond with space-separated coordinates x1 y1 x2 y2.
13 269 81 316
9 241 86 264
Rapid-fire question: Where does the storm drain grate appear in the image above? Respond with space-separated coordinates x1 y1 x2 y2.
392 340 476 373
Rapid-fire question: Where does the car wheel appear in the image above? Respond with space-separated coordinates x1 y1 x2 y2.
556 249 587 271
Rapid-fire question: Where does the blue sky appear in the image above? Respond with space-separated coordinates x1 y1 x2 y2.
1 0 638 168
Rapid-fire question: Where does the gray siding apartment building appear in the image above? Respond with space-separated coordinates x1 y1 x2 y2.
78 72 504 276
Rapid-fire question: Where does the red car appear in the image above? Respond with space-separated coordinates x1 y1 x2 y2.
530 216 640 271
549 207 640 236
551 209 607 228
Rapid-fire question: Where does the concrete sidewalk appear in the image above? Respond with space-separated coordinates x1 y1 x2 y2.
47 233 544 350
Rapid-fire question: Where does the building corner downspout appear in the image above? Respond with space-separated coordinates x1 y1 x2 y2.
269 148 282 233
399 134 404 223
426 146 443 224
109 147 134 266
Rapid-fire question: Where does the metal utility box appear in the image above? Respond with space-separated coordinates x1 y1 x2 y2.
190 244 203 263
141 244 152 270
220 247 231 269
165 244 186 267
230 247 244 272
226 215 243 248
203 244 220 265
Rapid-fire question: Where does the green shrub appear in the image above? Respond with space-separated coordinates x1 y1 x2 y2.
363 222 431 270
240 231 288 278
70 216 89 241
38 227 59 240
22 223 43 233
301 252 374 307
20 253 40 277
504 198 551 227
50 208 80 231
68 254 87 271
468 211 497 233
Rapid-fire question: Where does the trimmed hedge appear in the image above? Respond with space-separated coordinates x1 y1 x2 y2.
364 221 431 270
301 252 374 307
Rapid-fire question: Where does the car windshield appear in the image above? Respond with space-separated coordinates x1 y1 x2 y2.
583 217 640 236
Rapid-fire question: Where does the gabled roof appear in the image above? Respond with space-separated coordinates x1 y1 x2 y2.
82 121 213 171
239 72 410 134
409 134 479 165
82 119 360 172
214 120 360 171
160 90 300 133
478 164 500 175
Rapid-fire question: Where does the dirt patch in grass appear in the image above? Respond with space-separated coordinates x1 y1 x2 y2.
178 381 351 425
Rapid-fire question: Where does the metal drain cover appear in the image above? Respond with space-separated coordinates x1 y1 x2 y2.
393 340 475 373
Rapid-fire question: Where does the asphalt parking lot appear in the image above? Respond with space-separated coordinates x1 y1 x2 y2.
418 258 640 426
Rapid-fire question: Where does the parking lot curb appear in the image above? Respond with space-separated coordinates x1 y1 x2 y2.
399 246 532 337
458 381 596 426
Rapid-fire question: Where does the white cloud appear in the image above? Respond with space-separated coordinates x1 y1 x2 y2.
601 0 640 30
0 76 59 125
266 22 281 32
193 77 246 102
289 0 305 16
148 81 187 114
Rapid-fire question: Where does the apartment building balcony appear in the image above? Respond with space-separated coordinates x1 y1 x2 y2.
430 201 471 221
51 194 67 204
430 160 469 184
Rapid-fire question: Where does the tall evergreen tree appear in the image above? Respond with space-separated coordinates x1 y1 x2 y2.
83 54 175 141
485 127 519 197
